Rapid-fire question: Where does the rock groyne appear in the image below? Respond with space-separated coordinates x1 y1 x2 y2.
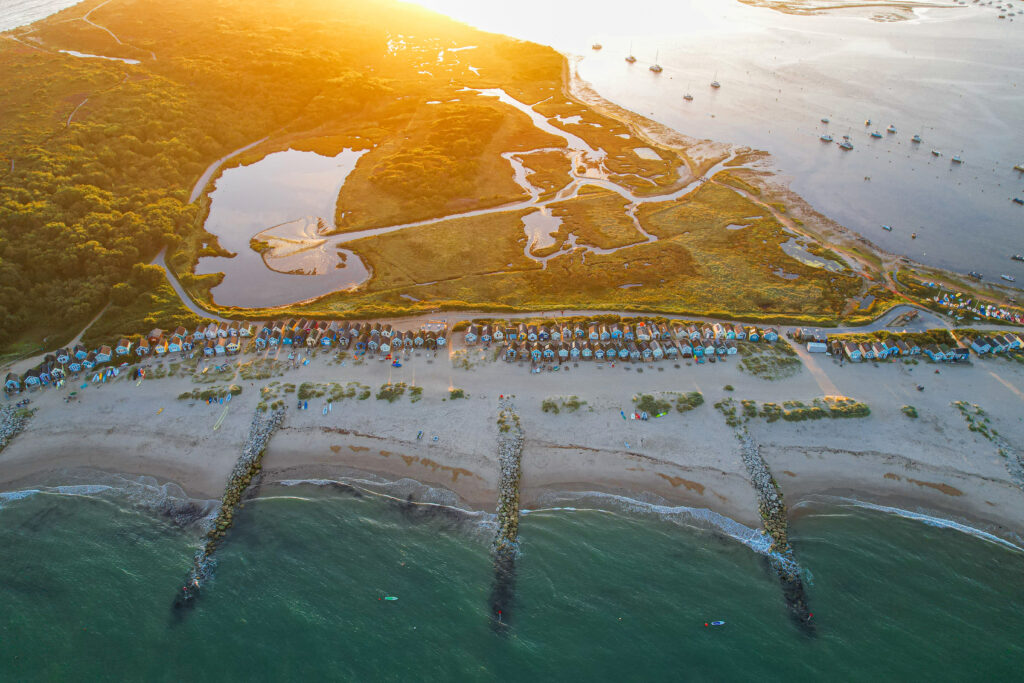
174 407 285 610
738 430 815 634
0 404 32 453
490 397 523 630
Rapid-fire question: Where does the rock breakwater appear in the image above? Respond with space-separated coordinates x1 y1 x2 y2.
174 407 285 609
0 404 33 453
490 397 523 630
738 430 815 634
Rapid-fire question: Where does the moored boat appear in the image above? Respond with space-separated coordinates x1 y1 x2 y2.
968 271 983 280
1013 197 1024 205
649 50 662 73
821 117 830 123
839 139 854 150
1011 254 1024 262
912 134 922 143
1001 274 1017 282
683 93 693 101
882 224 893 231
870 130 883 138
931 149 942 156
820 133 833 142
887 124 897 134
952 154 963 164
592 43 602 50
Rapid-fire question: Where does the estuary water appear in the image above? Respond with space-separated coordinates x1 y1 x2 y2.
1 484 1022 679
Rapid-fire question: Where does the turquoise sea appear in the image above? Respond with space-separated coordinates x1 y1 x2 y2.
1 482 1023 680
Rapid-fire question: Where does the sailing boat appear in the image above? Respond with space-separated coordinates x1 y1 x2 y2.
710 71 721 88
625 42 636 63
683 82 693 101
649 50 663 73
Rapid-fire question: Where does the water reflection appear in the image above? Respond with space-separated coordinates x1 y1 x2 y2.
196 149 368 307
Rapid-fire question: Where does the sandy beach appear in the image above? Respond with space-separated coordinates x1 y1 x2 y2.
2 330 1023 542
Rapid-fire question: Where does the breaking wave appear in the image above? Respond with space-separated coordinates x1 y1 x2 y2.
796 496 1024 553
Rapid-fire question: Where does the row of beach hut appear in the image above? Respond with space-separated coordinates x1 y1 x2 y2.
465 320 779 346
501 337 742 363
4 319 449 393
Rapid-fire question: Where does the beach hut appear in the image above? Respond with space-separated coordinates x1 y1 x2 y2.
871 342 888 359
580 342 592 360
594 345 606 361
1004 334 1023 350
715 341 728 356
513 343 527 361
860 342 875 360
746 327 760 342
806 340 828 353
557 343 569 361
214 338 227 355
516 323 528 341
951 344 970 362
623 325 636 341
672 324 688 340
527 325 538 342
5 373 20 392
68 360 82 374
628 341 641 361
664 341 679 359
504 326 517 342
725 340 738 355
83 352 97 370
505 345 518 361
115 338 132 356
55 348 71 364
588 324 600 341
135 338 150 357
203 322 218 340
153 338 168 356
97 346 114 363
538 325 551 342
567 341 579 360
678 341 692 358
732 324 746 340
598 324 610 341
480 325 493 344
202 339 214 356
610 323 623 340
367 335 380 352
425 333 437 350
226 338 240 355
239 322 255 338
841 341 861 361
379 337 392 355
74 344 89 360
216 322 230 338
703 340 716 357
923 345 944 362
762 328 779 342
192 325 207 342
636 323 652 342
493 327 505 343
711 323 726 340
650 339 664 360
22 368 41 388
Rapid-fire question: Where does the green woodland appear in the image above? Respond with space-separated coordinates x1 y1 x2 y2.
0 0 564 354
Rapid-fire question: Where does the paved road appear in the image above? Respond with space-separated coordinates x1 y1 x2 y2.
152 248 230 322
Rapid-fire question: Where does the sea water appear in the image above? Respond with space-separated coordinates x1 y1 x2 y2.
1 483 1021 679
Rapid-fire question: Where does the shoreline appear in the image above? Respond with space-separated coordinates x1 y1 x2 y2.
5 456 1022 554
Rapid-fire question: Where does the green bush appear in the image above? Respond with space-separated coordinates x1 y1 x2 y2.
675 391 704 413
901 405 918 418
635 394 671 415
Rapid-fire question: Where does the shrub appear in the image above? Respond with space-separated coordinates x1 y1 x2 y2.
449 388 466 399
901 405 918 418
723 384 734 391
635 394 671 415
376 382 407 402
675 391 704 413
